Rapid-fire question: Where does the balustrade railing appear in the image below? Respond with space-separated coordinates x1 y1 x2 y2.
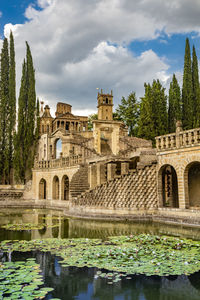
34 154 83 169
156 128 200 151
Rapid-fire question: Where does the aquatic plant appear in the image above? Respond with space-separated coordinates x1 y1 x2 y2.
1 234 200 276
0 259 55 299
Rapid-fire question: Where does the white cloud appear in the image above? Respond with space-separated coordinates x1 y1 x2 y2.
3 0 200 114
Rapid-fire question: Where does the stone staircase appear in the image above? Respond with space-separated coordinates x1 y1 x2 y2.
72 162 157 209
70 165 90 199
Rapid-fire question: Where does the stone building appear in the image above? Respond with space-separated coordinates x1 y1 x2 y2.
32 90 153 202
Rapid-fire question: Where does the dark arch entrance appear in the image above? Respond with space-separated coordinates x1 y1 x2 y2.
61 175 69 201
187 162 200 208
39 178 47 199
159 165 179 208
52 176 59 200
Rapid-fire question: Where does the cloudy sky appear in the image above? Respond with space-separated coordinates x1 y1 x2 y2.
1 0 200 116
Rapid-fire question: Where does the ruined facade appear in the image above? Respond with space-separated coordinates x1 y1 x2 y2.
32 90 153 202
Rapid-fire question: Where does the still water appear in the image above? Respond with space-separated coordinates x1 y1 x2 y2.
1 208 200 300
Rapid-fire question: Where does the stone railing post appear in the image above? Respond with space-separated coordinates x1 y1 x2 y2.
121 162 129 175
107 163 116 181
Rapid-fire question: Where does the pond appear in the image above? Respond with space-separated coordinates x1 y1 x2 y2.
1 208 200 300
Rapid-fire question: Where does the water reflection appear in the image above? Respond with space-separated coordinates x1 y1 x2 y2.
1 208 200 241
1 250 200 300
1 209 200 299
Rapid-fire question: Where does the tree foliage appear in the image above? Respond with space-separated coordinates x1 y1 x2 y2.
0 38 10 183
168 74 181 133
116 92 140 136
138 80 167 143
14 43 37 183
182 38 193 130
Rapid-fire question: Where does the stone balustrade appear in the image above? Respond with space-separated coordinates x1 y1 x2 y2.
156 128 200 151
34 154 83 169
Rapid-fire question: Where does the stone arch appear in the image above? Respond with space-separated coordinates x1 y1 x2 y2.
184 161 200 208
61 175 69 200
54 138 62 159
52 176 59 200
158 164 179 208
39 178 47 199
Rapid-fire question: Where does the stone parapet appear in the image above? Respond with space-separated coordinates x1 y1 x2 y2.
156 128 200 151
34 154 83 169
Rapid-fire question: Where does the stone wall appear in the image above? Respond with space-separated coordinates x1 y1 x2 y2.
72 162 157 210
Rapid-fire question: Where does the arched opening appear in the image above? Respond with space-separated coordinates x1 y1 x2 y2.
187 162 200 208
158 165 179 208
55 139 62 159
61 175 69 201
52 176 59 200
39 178 47 199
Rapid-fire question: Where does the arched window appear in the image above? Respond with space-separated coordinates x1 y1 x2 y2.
52 176 59 200
61 175 69 200
39 178 47 199
158 165 179 208
55 139 62 159
186 162 200 208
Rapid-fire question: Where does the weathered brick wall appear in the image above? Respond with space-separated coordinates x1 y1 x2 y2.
73 163 157 209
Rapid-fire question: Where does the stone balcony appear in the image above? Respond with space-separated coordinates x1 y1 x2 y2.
34 154 83 169
156 127 200 152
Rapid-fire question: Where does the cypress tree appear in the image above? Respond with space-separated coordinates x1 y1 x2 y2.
182 38 193 129
7 31 16 183
14 60 27 182
151 79 168 137
0 38 10 183
25 42 36 178
14 42 37 183
168 74 181 133
138 83 155 141
138 80 168 144
192 45 200 127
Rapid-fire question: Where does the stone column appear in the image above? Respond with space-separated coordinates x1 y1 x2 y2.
121 162 129 175
107 163 116 181
89 164 97 189
59 179 62 201
177 170 189 209
97 163 106 185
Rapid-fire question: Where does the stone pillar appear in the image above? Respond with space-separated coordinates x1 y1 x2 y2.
97 163 106 185
89 164 97 189
121 162 129 175
177 171 189 209
107 163 116 181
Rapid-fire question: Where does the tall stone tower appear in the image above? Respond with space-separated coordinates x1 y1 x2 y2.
97 89 113 121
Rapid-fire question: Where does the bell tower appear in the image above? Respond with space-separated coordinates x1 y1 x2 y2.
97 89 113 121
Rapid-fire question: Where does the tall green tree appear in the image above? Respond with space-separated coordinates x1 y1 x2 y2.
138 83 155 141
168 74 181 133
14 42 37 183
182 38 193 130
0 38 10 183
192 45 200 127
138 80 168 143
116 92 140 136
7 31 16 183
